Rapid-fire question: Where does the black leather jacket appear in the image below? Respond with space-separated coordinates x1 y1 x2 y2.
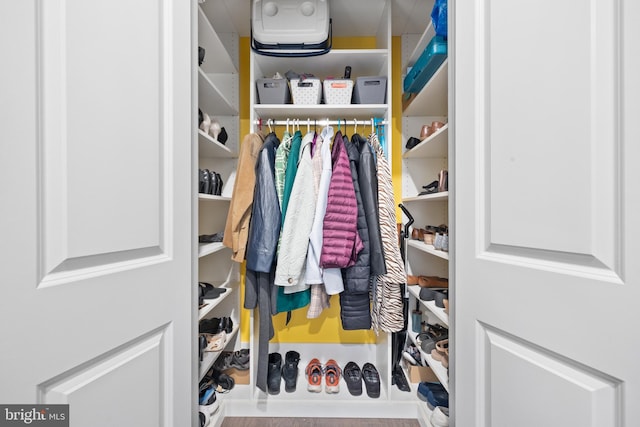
357 134 386 276
246 132 281 273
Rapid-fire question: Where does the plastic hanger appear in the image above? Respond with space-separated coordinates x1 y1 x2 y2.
353 118 358 135
267 118 273 133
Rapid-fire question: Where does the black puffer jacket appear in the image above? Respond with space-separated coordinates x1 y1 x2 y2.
340 134 372 330
357 134 386 276
342 135 371 293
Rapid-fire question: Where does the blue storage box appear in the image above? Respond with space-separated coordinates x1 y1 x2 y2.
403 36 448 94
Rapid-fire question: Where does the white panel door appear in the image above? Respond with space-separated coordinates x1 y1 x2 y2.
0 1 194 426
454 0 640 426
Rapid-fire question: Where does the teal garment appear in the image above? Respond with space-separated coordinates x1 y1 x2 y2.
280 130 303 225
274 131 292 209
276 286 311 314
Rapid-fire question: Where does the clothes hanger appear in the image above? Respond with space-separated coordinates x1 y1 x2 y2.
353 117 358 136
307 118 310 134
267 118 273 134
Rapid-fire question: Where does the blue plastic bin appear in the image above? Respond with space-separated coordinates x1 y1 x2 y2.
403 36 448 94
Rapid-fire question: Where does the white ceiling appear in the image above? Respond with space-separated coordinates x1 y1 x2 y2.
200 0 435 37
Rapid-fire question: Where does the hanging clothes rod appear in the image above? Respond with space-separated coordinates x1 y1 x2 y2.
253 118 388 127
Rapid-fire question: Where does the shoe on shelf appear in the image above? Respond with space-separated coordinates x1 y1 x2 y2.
199 410 210 427
324 359 341 394
417 381 449 410
438 169 448 192
282 350 300 393
199 169 212 195
209 118 222 141
402 344 422 366
343 361 363 396
198 233 224 244
198 281 227 299
305 358 323 393
267 352 282 395
431 406 450 427
392 365 411 392
418 276 448 288
200 113 212 134
419 180 439 196
214 349 250 371
406 136 421 150
198 46 205 67
198 384 220 415
407 275 420 285
205 368 235 393
434 289 449 308
431 339 449 369
362 362 381 398
218 127 228 145
210 171 219 195
202 331 227 352
214 172 223 196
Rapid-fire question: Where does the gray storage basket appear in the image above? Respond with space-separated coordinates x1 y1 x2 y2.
352 76 387 104
256 78 291 104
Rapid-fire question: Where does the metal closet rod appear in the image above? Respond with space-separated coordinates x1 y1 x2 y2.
254 118 388 126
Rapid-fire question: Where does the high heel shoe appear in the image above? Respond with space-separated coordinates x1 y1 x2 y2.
200 113 212 134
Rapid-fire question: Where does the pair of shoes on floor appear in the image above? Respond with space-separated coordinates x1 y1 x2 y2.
342 361 380 398
268 351 300 394
199 169 223 196
417 381 449 410
305 358 343 394
199 112 228 145
214 349 250 371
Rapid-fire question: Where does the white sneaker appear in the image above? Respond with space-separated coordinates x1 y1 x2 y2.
430 406 450 427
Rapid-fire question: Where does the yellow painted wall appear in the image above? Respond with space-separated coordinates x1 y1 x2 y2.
238 36 403 344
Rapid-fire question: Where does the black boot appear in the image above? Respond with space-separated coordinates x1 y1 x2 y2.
267 352 282 395
281 351 300 392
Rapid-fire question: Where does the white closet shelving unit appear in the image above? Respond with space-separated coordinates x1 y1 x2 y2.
401 0 450 424
196 2 242 425
219 0 421 419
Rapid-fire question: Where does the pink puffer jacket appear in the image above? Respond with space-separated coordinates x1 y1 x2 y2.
320 131 363 268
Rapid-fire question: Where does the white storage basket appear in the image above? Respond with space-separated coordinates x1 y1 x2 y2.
323 79 354 105
290 78 322 105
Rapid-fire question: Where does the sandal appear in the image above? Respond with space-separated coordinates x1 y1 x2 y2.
324 359 342 394
203 331 226 352
431 339 449 368
305 358 323 393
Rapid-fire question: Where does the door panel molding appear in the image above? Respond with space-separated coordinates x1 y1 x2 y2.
35 0 174 287
478 322 622 427
38 325 170 426
480 244 624 283
476 0 623 276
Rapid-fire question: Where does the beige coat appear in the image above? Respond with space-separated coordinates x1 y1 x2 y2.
223 133 264 262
